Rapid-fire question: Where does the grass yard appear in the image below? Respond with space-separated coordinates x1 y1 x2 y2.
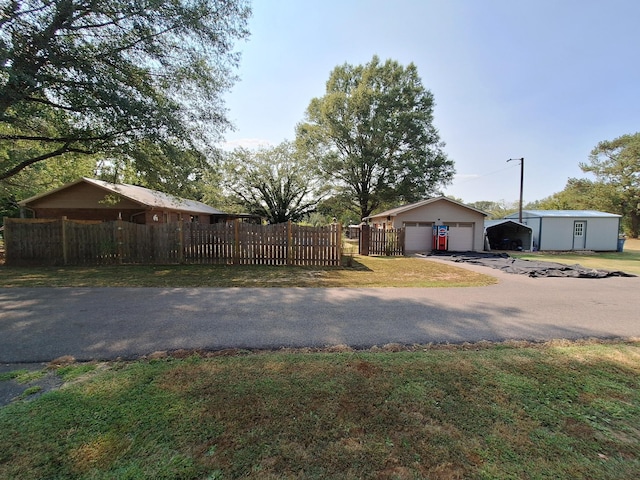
1 342 639 479
513 238 640 276
0 254 497 288
1 238 639 478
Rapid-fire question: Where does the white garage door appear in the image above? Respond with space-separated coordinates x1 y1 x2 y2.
404 223 433 252
446 223 474 251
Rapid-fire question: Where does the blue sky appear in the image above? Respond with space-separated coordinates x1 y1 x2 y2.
221 0 640 204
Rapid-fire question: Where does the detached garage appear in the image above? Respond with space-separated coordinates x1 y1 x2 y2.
364 197 487 253
504 210 622 251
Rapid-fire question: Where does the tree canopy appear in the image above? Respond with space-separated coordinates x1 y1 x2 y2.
296 56 454 220
222 142 324 224
467 200 519 220
0 0 250 189
583 133 640 237
535 132 640 237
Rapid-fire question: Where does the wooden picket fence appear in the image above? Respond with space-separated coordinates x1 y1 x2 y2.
3 218 342 266
358 224 405 256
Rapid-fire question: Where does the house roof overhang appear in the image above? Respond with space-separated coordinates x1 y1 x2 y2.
19 177 226 216
363 196 488 221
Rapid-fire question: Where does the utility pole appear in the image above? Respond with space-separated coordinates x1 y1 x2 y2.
507 157 524 223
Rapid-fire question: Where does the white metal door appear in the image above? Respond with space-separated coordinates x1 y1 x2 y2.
573 221 586 250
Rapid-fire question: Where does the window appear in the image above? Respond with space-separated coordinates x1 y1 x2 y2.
574 222 584 236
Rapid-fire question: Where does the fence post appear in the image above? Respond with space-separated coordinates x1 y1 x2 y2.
334 222 342 265
116 220 124 264
233 219 240 265
287 220 293 265
61 216 68 265
176 221 184 264
3 217 11 265
359 223 370 256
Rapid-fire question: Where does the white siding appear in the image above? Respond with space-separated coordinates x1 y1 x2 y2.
507 213 620 251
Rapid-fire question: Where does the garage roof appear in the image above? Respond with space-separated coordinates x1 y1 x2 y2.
364 196 487 220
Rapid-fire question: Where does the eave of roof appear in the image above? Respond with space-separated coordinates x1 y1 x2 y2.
485 219 532 230
511 210 621 218
19 177 226 215
364 196 488 220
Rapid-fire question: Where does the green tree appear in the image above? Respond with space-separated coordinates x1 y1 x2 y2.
315 193 361 226
531 178 609 211
0 155 97 221
582 133 640 237
296 56 454 220
0 0 250 186
222 142 324 224
468 200 519 220
533 134 639 237
93 143 214 200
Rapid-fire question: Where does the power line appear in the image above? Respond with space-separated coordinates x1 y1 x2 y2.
452 163 519 186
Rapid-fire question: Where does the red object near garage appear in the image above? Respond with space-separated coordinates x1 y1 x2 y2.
433 225 449 251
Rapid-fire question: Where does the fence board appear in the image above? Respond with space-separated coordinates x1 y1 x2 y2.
4 218 342 266
359 225 405 256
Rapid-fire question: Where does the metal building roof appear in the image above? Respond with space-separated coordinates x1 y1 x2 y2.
507 210 621 218
485 219 532 230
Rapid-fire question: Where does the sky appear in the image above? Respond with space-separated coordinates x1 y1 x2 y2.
220 0 640 205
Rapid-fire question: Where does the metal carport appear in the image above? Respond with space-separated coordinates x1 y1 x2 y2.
485 219 533 251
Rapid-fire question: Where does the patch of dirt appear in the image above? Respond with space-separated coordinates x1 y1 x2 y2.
0 363 64 407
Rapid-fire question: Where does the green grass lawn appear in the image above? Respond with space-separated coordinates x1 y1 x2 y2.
1 342 639 479
514 238 640 276
1 239 639 478
0 254 497 288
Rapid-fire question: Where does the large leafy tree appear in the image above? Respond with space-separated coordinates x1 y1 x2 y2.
533 133 640 237
0 0 250 188
582 133 640 237
296 55 455 220
222 142 324 224
0 154 96 221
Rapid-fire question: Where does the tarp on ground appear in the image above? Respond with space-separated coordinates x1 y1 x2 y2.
428 252 636 278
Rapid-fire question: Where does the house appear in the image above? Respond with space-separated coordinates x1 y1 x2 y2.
18 177 236 224
484 219 533 251
364 196 487 253
504 210 622 251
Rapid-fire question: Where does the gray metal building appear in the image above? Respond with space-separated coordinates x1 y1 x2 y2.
504 210 621 251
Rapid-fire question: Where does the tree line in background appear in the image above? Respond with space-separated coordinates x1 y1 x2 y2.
1 1 638 237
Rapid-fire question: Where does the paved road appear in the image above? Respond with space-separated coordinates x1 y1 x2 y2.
1 260 639 362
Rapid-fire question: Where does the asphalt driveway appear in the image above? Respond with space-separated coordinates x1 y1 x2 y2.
1 260 639 363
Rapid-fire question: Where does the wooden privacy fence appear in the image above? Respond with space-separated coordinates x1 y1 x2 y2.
358 224 405 256
3 218 342 266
